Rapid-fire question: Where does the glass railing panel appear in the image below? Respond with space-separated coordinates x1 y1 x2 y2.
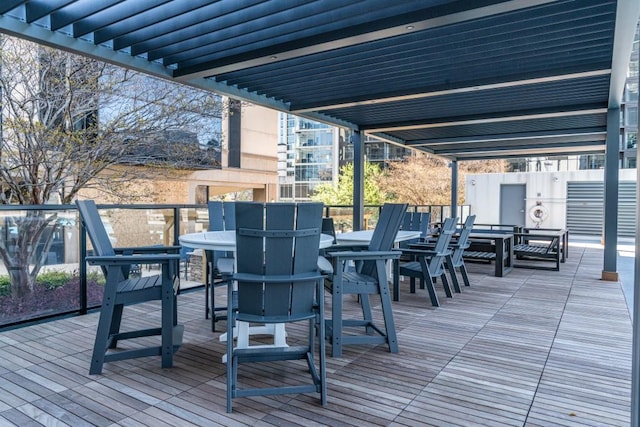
0 207 85 325
0 202 469 328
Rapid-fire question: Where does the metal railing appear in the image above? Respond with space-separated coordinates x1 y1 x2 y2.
0 202 469 329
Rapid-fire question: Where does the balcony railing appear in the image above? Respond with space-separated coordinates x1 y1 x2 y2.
0 203 470 329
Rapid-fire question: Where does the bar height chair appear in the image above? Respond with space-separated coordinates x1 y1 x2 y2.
226 202 326 412
76 200 183 375
324 203 407 357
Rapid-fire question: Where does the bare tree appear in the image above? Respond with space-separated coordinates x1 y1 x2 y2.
0 37 224 297
379 152 506 205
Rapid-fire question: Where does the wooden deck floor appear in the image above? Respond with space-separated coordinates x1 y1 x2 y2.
0 246 632 426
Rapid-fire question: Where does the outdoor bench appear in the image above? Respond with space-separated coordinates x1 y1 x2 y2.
512 229 565 271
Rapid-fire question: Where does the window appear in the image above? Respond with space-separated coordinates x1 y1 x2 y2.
625 106 638 127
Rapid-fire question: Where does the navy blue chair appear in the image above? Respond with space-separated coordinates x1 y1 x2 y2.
393 217 457 307
226 202 326 412
76 200 183 375
324 203 407 357
206 201 235 331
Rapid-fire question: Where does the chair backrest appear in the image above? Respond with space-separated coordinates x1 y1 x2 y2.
77 199 132 280
368 203 408 252
76 200 115 257
450 215 476 265
401 211 431 239
427 217 457 275
208 201 236 231
360 203 407 277
322 217 337 244
234 202 323 321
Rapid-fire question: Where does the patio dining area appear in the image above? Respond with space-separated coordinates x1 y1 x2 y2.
0 244 631 426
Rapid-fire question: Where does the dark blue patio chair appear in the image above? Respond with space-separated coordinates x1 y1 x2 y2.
226 202 326 412
393 217 457 307
206 200 235 331
76 200 183 375
324 203 407 357
400 211 431 243
448 215 476 287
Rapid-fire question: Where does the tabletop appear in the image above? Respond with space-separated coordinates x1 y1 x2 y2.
335 230 423 246
180 230 335 251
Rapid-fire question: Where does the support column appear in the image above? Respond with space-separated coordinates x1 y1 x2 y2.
450 160 458 221
601 108 620 281
632 69 640 427
352 130 364 231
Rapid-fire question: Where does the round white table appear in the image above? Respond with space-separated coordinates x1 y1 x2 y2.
180 230 335 252
335 229 423 245
179 230 334 359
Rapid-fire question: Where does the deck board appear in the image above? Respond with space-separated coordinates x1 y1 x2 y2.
0 246 633 426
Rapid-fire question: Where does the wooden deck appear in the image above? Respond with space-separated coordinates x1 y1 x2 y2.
0 246 632 426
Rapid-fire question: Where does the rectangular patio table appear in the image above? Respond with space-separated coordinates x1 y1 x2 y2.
465 231 515 277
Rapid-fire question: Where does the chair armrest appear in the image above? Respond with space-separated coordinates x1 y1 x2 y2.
326 250 401 261
328 243 368 252
113 245 181 254
233 272 325 283
399 248 450 257
86 253 180 266
408 242 436 250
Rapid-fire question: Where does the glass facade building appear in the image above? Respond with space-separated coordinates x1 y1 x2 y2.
277 114 413 201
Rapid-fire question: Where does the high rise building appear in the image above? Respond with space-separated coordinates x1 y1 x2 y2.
277 115 340 201
277 114 413 201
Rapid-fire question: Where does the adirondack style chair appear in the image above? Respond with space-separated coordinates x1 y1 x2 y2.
447 215 476 287
393 217 457 307
226 202 326 413
324 203 407 357
400 211 431 243
206 201 235 331
76 200 183 375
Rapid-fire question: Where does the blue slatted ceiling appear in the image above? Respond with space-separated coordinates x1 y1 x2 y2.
0 0 632 159
216 1 616 106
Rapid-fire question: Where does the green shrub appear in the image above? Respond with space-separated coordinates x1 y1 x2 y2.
36 271 73 289
87 271 106 286
0 276 10 296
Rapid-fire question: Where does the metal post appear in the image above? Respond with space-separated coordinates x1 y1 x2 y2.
632 66 640 427
451 160 458 221
352 130 364 231
79 222 87 315
602 108 620 281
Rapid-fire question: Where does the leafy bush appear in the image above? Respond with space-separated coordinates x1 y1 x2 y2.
87 271 106 286
36 271 73 289
0 276 10 297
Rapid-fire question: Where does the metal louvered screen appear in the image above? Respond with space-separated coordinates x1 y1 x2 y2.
566 181 637 237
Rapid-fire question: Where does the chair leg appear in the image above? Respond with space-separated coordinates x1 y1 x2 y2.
445 256 461 293
376 262 398 353
108 304 124 349
205 280 210 320
317 285 327 405
90 299 115 375
440 273 453 298
331 282 343 357
226 288 235 413
419 259 439 307
392 261 400 301
359 294 375 334
161 277 175 369
423 275 440 307
459 262 471 287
